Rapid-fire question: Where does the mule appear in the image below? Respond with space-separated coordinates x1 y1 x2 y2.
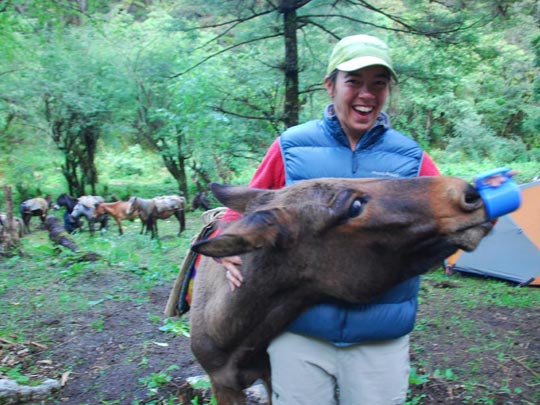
127 196 185 238
188 177 496 405
70 196 108 235
94 201 141 235
54 193 78 213
19 195 52 233
191 192 211 211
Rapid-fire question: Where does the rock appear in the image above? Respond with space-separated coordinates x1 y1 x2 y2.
0 378 61 404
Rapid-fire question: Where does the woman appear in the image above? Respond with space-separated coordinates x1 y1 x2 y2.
220 34 440 404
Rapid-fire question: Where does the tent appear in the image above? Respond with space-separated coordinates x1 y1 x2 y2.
446 181 540 286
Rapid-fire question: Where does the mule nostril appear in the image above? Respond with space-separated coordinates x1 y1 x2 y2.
464 184 482 206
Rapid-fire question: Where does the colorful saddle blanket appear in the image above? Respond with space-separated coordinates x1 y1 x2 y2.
163 207 226 317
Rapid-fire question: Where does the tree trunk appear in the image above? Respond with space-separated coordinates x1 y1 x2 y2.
175 133 188 198
425 109 433 144
1 185 21 256
503 109 524 139
282 6 300 128
45 216 80 252
45 94 100 196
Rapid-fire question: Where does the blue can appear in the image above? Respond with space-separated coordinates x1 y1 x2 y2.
474 167 522 220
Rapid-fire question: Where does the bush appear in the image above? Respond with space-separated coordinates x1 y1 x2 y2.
446 131 528 164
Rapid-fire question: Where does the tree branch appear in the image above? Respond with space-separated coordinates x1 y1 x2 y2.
303 13 477 38
184 7 278 52
211 105 272 122
170 32 283 78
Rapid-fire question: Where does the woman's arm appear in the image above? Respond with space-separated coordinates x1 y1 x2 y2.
222 138 285 222
419 152 441 176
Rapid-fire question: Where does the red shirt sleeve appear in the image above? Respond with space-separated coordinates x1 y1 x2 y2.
419 152 440 176
222 138 285 222
247 138 286 189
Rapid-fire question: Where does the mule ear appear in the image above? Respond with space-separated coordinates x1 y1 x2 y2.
209 183 268 214
191 234 255 257
191 208 298 257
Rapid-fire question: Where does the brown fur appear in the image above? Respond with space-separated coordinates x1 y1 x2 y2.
127 196 186 238
94 201 140 235
189 176 494 404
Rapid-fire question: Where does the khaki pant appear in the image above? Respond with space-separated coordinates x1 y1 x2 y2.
267 332 410 405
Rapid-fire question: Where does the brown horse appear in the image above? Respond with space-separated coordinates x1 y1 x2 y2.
94 201 141 235
188 177 495 404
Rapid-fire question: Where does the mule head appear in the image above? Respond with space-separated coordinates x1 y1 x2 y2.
191 177 494 301
125 197 137 215
195 177 492 256
54 193 76 211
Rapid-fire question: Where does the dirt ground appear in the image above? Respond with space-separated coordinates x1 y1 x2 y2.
409 277 540 404
2 265 539 405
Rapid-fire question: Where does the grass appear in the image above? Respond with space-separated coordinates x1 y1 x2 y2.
421 269 538 309
159 317 191 338
0 212 195 339
433 154 539 184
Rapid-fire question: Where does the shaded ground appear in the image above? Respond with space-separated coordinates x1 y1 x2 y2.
1 232 539 404
1 271 206 404
408 277 540 404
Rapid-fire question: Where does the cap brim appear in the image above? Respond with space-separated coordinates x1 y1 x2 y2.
336 56 397 80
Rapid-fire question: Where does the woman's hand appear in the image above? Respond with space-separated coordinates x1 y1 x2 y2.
220 256 244 291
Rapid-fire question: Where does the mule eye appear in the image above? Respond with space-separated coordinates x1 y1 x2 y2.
349 199 364 217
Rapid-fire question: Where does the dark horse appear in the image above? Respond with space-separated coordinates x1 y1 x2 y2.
54 193 83 233
191 192 211 211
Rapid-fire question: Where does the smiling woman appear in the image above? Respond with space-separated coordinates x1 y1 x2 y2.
325 65 391 149
211 33 442 405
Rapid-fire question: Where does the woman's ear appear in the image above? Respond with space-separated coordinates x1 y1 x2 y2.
324 76 334 97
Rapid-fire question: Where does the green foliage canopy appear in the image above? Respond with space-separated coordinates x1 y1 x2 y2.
1 0 539 202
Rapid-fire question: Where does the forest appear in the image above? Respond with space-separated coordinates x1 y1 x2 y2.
1 0 540 205
1 2 540 404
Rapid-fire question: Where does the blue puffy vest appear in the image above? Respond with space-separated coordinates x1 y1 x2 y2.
280 105 424 346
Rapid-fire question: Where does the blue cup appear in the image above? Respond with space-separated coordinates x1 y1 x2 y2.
474 168 522 220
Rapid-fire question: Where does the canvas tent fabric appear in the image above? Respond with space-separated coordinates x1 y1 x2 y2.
446 181 540 286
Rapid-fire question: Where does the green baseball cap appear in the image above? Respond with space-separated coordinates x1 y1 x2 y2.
326 34 397 80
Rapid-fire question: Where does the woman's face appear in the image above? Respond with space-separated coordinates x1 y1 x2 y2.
325 65 390 148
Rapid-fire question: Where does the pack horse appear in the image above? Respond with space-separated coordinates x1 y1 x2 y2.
94 201 140 235
19 195 52 233
70 195 109 234
127 195 185 238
